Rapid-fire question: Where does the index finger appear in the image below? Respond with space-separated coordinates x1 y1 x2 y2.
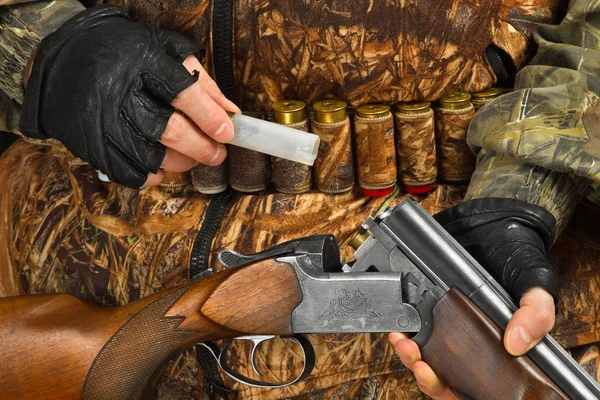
182 56 241 114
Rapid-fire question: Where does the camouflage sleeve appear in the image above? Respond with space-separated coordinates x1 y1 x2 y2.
465 0 600 234
0 1 39 5
0 89 20 133
0 0 84 109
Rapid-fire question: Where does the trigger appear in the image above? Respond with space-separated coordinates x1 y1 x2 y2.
249 337 274 376
233 335 275 376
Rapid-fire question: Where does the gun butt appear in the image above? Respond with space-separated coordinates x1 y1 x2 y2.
0 259 303 400
0 292 142 399
420 288 568 400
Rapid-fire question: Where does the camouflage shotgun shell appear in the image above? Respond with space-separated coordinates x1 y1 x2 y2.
471 87 503 111
228 111 270 193
191 164 228 194
161 171 192 189
394 102 437 194
312 99 354 194
228 146 270 193
435 92 476 182
271 100 313 194
354 103 397 197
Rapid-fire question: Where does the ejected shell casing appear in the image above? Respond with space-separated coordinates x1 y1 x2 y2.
435 92 476 182
394 102 437 194
228 111 270 193
191 163 228 194
471 87 503 111
312 99 354 194
271 100 313 194
354 103 397 197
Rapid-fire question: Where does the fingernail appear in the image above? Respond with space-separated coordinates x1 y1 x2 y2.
97 171 111 183
209 146 223 164
507 326 533 355
214 122 234 142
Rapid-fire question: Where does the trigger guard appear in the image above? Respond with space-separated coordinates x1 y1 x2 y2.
217 335 316 388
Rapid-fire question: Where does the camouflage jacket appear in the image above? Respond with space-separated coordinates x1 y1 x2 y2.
0 0 594 229
465 0 600 234
2 1 600 400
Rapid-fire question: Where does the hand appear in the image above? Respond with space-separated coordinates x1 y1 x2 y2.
389 287 555 399
21 5 240 188
146 55 241 187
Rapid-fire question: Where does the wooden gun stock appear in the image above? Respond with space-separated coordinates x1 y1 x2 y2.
421 288 568 400
0 260 302 400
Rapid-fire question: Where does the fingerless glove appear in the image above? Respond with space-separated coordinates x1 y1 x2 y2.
435 198 559 303
21 5 200 188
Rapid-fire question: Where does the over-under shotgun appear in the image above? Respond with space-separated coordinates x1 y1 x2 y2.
0 199 598 399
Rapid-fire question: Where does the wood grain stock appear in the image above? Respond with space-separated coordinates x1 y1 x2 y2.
421 288 568 400
0 259 302 400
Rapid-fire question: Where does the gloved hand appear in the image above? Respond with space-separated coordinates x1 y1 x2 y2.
390 198 559 399
435 198 559 302
21 5 239 188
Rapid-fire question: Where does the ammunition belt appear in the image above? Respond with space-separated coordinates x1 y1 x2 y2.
34 89 503 196
192 89 502 197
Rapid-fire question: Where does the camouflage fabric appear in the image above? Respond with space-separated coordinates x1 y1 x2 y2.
466 0 600 232
0 1 83 104
0 0 84 136
0 89 19 132
466 150 590 233
0 0 42 4
311 118 354 194
0 0 566 131
393 109 437 187
108 0 565 111
434 105 476 182
1 0 600 399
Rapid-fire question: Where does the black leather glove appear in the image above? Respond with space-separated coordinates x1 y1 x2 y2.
20 5 200 188
435 198 559 303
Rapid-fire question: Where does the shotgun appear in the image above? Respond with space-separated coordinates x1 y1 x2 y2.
0 198 598 400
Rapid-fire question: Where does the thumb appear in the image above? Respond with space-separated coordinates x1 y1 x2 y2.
504 287 556 356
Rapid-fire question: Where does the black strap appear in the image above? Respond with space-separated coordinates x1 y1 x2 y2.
190 187 236 280
190 188 237 398
213 0 235 101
